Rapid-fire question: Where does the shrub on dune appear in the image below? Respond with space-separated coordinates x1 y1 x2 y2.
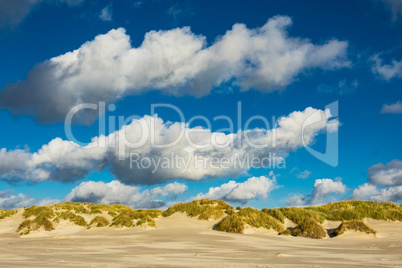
291 218 327 239
213 214 244 233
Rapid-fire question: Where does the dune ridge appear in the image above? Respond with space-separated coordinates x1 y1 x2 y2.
1 199 401 239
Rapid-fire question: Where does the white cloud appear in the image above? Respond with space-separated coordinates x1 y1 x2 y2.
0 190 35 210
193 173 278 204
0 16 349 124
350 183 402 202
99 5 112 22
381 101 402 114
296 170 311 179
36 198 61 206
0 0 84 29
0 107 337 185
368 159 402 186
350 183 380 200
371 54 402 81
287 178 346 206
64 180 187 208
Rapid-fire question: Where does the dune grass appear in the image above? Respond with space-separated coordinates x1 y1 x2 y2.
54 211 87 226
261 208 285 223
308 201 402 221
333 220 376 237
291 218 327 239
213 214 244 233
9 200 401 238
213 207 284 234
162 199 233 220
0 209 17 220
111 208 161 228
89 216 110 227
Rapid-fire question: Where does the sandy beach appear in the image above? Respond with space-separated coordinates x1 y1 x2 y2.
0 211 401 267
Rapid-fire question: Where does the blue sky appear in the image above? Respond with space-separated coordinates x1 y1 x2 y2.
0 0 401 210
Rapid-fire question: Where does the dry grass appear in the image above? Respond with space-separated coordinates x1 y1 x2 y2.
162 199 233 220
89 216 110 227
54 211 87 227
333 220 376 236
111 208 161 228
291 218 327 239
0 209 17 220
213 207 284 234
9 200 401 238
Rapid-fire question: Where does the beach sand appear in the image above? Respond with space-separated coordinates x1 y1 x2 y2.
0 212 401 267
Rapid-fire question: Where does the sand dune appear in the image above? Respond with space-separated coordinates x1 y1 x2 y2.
0 210 401 267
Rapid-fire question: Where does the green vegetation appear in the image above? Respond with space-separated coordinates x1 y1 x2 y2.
213 207 284 234
162 199 233 220
9 200 401 239
261 208 285 223
333 220 376 237
89 216 110 227
307 201 402 221
17 206 55 235
291 218 327 239
280 229 291 236
111 208 161 228
213 214 244 233
0 209 18 220
54 211 87 226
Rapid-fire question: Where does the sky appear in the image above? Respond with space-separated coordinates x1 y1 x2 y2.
0 0 401 210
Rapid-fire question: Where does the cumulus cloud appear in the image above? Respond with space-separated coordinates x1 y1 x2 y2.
351 183 402 202
36 198 61 206
64 180 187 208
99 4 112 21
350 159 402 203
0 190 35 210
0 0 84 29
368 159 402 186
371 54 402 81
0 16 349 124
193 173 278 204
381 101 402 114
0 107 337 185
287 178 346 206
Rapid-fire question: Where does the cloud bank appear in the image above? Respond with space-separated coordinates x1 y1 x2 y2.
351 160 402 202
0 190 35 210
64 180 187 209
0 16 349 124
0 107 337 185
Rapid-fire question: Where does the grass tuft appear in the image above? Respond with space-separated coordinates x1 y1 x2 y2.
162 199 232 220
291 218 327 239
89 216 110 227
333 220 376 236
